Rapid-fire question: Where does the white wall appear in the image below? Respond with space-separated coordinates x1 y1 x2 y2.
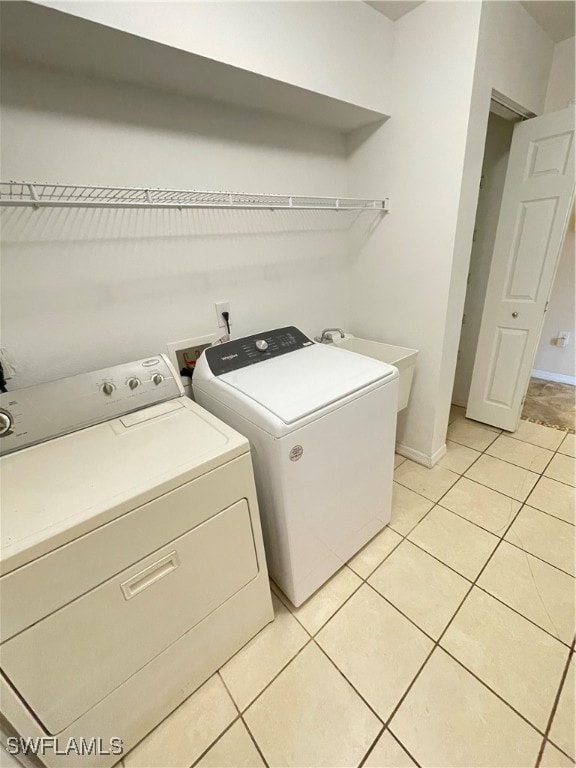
39 0 394 114
431 0 555 450
534 36 576 382
544 36 576 112
348 0 554 464
348 1 483 465
0 61 358 387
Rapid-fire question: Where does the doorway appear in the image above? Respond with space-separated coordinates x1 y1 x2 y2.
452 107 518 409
452 100 575 433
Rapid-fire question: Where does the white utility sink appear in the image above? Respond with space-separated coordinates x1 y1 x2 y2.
333 335 418 411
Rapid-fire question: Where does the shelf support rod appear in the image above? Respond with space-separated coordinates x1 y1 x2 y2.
28 183 40 209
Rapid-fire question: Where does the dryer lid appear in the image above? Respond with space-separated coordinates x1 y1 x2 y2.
219 343 397 425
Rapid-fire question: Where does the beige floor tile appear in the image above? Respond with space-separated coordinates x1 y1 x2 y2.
437 440 481 474
439 477 521 535
559 433 576 459
545 453 576 487
124 675 236 768
527 476 576 525
388 483 434 536
195 720 264 767
447 416 500 451
364 730 417 767
449 404 466 424
316 585 432 719
478 541 575 644
441 588 567 730
348 526 403 579
505 506 575 576
394 460 459 502
486 434 554 473
510 419 567 451
391 648 542 767
284 566 362 635
369 540 469 639
465 454 539 501
540 741 576 767
408 506 498 580
219 594 308 710
550 656 576 759
244 643 381 768
394 454 407 468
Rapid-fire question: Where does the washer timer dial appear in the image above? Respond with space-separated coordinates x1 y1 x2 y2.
0 408 14 436
255 339 269 352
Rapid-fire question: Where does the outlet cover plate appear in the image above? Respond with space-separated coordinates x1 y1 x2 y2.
215 301 230 329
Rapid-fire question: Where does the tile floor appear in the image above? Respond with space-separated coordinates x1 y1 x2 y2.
121 410 575 768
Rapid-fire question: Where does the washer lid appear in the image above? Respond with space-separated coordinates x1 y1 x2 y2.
219 343 397 424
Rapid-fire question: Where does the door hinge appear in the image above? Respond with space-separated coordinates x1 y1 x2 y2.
544 301 549 313
472 229 478 242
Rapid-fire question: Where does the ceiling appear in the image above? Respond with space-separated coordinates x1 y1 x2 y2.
365 1 423 21
366 1 576 42
519 1 575 42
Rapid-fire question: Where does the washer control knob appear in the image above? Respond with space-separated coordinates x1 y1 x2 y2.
0 409 14 437
255 339 269 352
127 377 140 390
152 373 164 386
101 382 115 396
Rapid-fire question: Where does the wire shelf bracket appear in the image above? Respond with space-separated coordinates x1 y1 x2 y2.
0 181 389 213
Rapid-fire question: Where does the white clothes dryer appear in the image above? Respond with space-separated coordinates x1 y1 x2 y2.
193 327 399 606
0 355 272 768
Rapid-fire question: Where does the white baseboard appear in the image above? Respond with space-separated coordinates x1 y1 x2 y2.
395 442 447 468
532 369 576 386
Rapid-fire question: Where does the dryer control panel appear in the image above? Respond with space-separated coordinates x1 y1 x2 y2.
205 327 313 376
0 355 183 455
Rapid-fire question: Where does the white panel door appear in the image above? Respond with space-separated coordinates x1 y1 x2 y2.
466 107 575 431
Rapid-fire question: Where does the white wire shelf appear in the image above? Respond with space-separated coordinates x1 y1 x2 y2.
0 182 389 212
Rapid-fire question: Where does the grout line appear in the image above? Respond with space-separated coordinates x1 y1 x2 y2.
312 639 386 725
241 715 270 768
363 580 438 643
204 418 573 766
438 645 550 737
234 637 314 714
436 498 520 537
349 533 405 582
519 499 576 528
535 641 575 768
387 535 476 584
474 581 573 649
313 434 536 762
386 727 424 768
382 459 534 740
189 715 243 767
503 535 575 578
217 671 241 715
271 566 366 639
357 724 386 768
395 453 540 507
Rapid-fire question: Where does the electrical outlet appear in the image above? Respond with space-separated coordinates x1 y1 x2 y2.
556 331 571 348
215 301 230 329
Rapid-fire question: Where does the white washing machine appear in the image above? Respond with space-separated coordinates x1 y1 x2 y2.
193 327 399 607
0 355 272 768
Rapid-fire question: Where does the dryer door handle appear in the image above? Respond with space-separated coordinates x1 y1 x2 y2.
121 551 180 600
